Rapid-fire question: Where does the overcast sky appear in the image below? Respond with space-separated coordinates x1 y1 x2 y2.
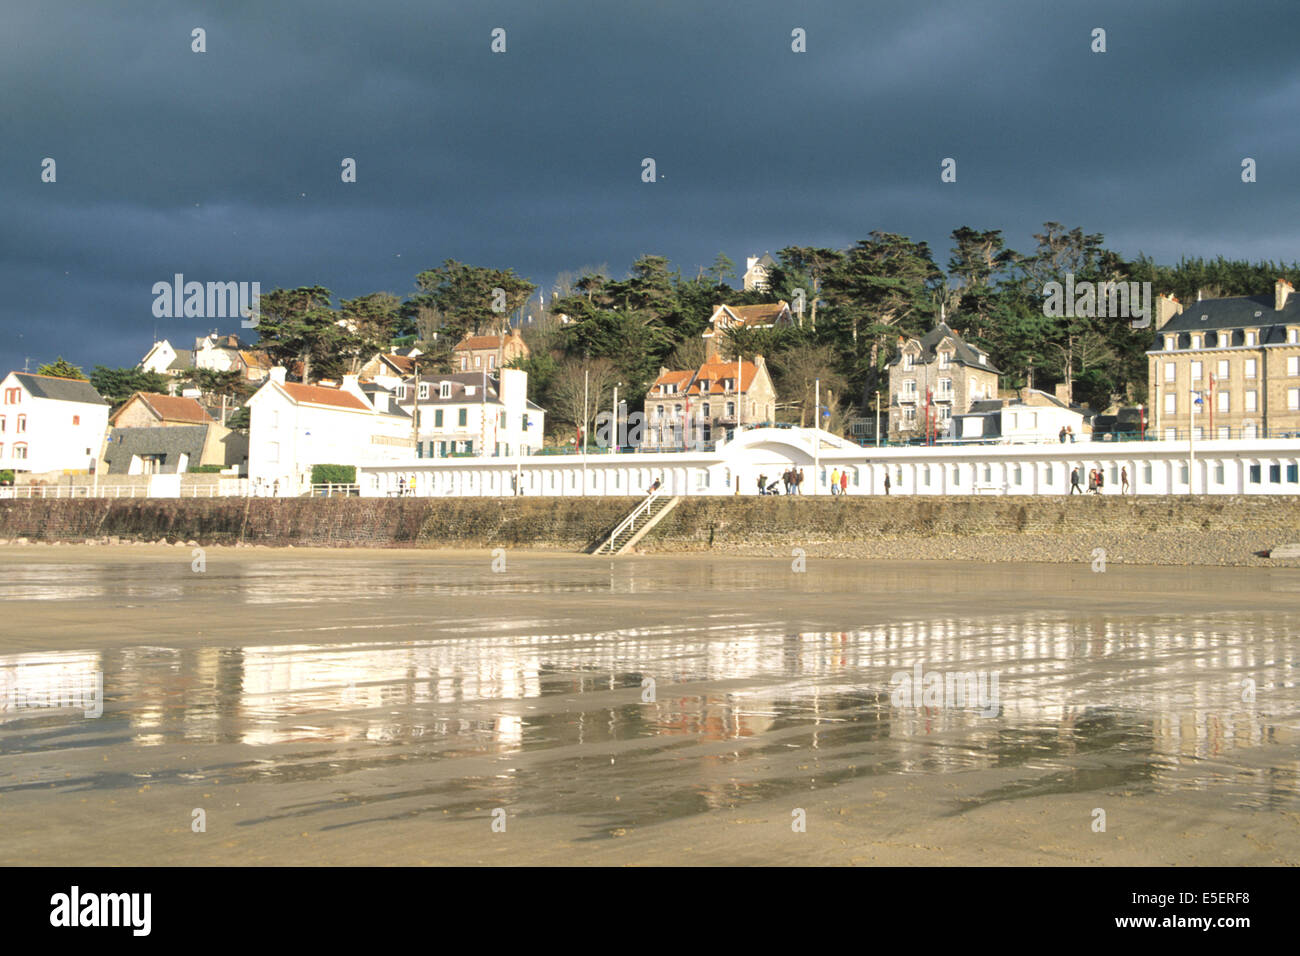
4 0 1298 374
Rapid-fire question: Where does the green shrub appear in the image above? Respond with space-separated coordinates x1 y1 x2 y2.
0 469 13 486
188 464 225 474
311 464 357 485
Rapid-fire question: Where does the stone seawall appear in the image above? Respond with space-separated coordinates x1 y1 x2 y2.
2 496 1299 566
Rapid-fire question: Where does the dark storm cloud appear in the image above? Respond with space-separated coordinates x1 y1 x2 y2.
3 0 1299 373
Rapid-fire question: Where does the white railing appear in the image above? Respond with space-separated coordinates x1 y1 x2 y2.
0 484 234 499
309 483 360 497
596 489 664 554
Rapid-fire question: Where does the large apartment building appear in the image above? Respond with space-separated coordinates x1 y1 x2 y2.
886 321 999 441
1148 279 1300 440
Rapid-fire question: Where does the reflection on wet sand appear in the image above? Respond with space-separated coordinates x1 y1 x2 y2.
3 610 1297 834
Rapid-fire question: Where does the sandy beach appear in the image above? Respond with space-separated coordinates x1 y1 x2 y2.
1 545 1297 865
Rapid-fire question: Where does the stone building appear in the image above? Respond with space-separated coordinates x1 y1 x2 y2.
1147 279 1300 440
453 329 530 373
643 352 776 449
886 321 999 441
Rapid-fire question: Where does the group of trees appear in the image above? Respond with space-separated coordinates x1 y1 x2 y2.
33 229 1300 440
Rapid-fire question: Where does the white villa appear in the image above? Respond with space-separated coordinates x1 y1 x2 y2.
393 368 545 459
0 372 111 474
246 368 413 494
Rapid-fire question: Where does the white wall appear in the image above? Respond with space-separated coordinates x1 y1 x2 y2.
248 381 413 494
0 374 109 474
358 428 1300 498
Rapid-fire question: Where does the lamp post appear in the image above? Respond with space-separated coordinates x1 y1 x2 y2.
612 382 621 453
814 378 820 495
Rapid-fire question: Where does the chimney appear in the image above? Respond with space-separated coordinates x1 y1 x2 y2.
1054 382 1071 404
341 374 366 403
1275 278 1293 311
269 367 287 384
1155 293 1183 330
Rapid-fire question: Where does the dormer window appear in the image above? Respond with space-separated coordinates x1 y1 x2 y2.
418 383 429 400
1217 332 1229 348
938 351 950 369
977 354 986 365
465 386 476 397
439 382 451 399
1165 335 1176 351
1191 334 1201 348
1245 331 1258 347
902 353 914 370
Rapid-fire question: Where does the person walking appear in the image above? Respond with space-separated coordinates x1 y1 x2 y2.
1121 466 1130 494
757 473 767 495
1070 467 1082 494
1096 469 1105 494
884 471 891 496
830 467 840 495
1058 426 1067 444
839 469 849 496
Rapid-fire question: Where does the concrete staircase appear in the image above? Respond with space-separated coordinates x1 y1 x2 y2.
592 491 681 555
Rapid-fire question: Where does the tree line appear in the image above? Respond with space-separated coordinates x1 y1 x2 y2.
40 227 1300 440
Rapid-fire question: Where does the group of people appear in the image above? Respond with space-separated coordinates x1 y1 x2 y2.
756 468 807 495
1071 466 1130 494
1057 426 1078 443
828 467 850 496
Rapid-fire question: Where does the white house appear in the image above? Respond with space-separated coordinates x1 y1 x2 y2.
394 368 545 458
953 389 1090 444
0 372 111 474
246 368 414 495
139 340 193 383
743 253 776 292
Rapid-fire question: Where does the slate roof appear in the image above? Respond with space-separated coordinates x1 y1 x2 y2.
12 373 109 405
1152 294 1300 348
888 321 1000 374
103 425 210 475
394 372 503 407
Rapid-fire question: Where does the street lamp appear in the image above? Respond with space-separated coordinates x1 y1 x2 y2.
612 382 621 452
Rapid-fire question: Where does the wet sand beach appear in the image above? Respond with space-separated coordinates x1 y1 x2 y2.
1 545 1298 865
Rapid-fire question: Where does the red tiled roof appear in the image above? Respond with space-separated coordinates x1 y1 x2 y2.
704 302 790 336
381 353 416 374
455 335 509 351
114 392 213 424
651 370 694 388
280 382 370 410
688 356 759 394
